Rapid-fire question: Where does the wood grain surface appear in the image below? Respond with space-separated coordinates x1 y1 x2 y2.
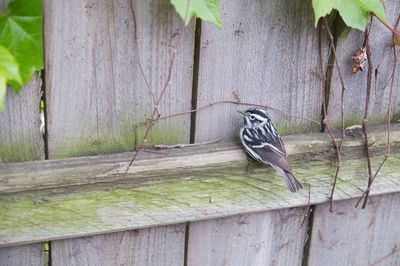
0 243 45 266
187 209 307 266
194 0 327 142
0 76 43 163
51 224 185 266
44 0 195 159
1 125 399 247
308 193 400 266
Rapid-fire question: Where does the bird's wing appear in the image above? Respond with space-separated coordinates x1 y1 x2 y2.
250 137 292 172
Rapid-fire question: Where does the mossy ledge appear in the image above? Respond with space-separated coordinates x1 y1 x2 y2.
0 124 399 246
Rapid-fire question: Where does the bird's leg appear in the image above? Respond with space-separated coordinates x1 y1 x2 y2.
245 154 254 172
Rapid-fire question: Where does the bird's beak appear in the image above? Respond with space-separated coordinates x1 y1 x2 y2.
237 110 245 115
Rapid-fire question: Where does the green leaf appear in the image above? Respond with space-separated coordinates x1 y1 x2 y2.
338 27 352 45
0 0 43 92
171 0 221 28
0 45 22 110
312 0 390 31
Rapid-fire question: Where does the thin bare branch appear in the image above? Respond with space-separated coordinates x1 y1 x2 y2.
324 19 346 138
154 138 221 149
125 22 186 174
369 244 399 266
356 41 397 208
125 1 193 173
158 100 321 125
300 183 312 228
323 18 345 212
129 1 156 105
395 14 400 29
356 15 400 208
374 15 400 39
358 24 374 209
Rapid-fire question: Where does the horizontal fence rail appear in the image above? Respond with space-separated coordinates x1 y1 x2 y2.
1 125 400 265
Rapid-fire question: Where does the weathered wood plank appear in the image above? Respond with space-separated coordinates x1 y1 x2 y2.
0 1 46 262
0 125 399 246
0 76 43 163
327 0 400 125
0 243 45 266
194 0 326 142
1 124 397 194
51 224 185 266
187 209 307 266
307 193 400 266
44 0 194 159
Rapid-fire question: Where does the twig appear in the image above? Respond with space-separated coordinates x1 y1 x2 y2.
300 183 312 228
125 1 193 174
356 33 398 208
324 20 347 138
154 138 221 149
124 22 186 173
319 21 327 131
396 14 400 29
375 46 392 71
369 244 399 266
158 100 321 125
323 18 345 212
374 15 400 39
129 1 156 105
358 24 374 209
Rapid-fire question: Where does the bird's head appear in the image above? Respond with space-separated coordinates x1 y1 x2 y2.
238 107 271 128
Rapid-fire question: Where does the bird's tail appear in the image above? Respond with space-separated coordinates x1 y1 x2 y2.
270 164 303 192
283 171 303 192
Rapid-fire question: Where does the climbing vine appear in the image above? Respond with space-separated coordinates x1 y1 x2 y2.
169 0 400 209
0 0 397 209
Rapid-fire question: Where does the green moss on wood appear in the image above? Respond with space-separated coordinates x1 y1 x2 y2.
0 140 38 163
275 121 321 135
1 153 399 245
51 120 184 159
332 111 400 129
136 122 183 146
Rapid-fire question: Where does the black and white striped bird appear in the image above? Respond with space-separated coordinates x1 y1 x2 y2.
238 107 302 192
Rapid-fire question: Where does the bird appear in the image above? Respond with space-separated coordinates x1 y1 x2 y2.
238 107 302 192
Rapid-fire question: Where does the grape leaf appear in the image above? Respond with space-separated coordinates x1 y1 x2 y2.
0 45 22 110
171 0 221 28
0 0 43 92
312 0 389 31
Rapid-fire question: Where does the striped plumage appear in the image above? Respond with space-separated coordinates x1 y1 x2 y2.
239 107 302 192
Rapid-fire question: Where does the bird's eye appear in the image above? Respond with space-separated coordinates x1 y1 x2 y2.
249 115 256 120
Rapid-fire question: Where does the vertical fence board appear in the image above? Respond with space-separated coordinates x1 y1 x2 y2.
44 0 194 159
0 1 43 163
308 193 400 266
328 0 400 124
51 224 185 266
187 208 307 266
0 76 43 163
194 0 326 142
0 1 45 262
0 243 45 266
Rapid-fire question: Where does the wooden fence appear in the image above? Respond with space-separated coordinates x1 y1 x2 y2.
0 0 400 265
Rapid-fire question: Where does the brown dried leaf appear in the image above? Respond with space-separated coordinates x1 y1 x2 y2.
232 90 241 103
351 47 367 74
